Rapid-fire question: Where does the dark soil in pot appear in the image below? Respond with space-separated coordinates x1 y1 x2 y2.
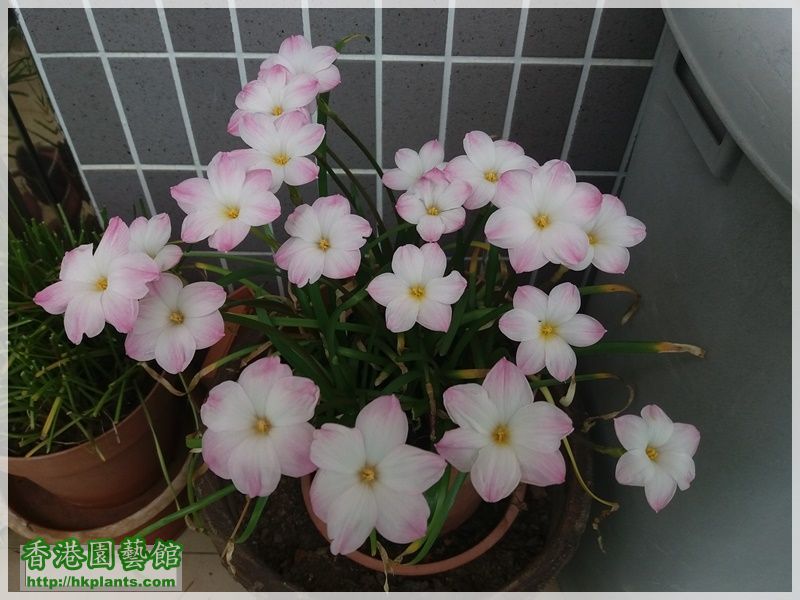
196 437 591 592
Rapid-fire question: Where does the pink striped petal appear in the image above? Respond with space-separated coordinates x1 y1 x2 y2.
396 192 427 224
416 299 452 332
508 236 547 273
326 481 377 555
515 447 566 487
179 281 226 317
201 429 246 480
313 194 350 229
543 336 577 382
309 469 358 523
558 314 605 347
64 292 105 344
442 383 498 434
419 139 444 169
181 209 224 244
237 356 293 401
485 206 533 248
615 450 654 486
394 147 422 174
382 168 417 191
613 414 649 451
592 244 631 274
657 452 695 491
201 380 255 432
373 484 430 544
660 422 700 457
154 325 197 374
378 444 446 494
323 248 361 279
283 156 319 186
94 217 130 267
482 357 534 420
208 152 246 199
493 169 533 209
279 34 312 58
559 182 602 226
286 122 325 157
545 282 581 324
268 422 317 477
264 376 320 426
227 109 246 136
513 285 548 319
644 468 677 512
314 64 341 92
171 177 215 212
516 339 546 375
228 436 282 497
384 296 420 333
238 171 281 226
463 131 495 171
391 244 424 284
35 280 89 315
541 222 590 266
426 272 467 304
284 204 321 241
470 445 521 502
59 244 96 283
641 404 674 446
101 291 139 333
184 312 225 349
510 401 573 452
208 220 251 252
438 207 467 235
499 308 538 342
435 427 486 472
367 273 407 307
419 242 447 281
417 215 446 242
355 395 408 464
310 423 366 474
154 245 182 271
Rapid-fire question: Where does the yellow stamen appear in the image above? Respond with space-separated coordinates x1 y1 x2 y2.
272 105 284 116
226 206 240 219
484 170 499 183
96 276 108 291
426 205 440 216
254 417 271 435
360 465 377 484
588 233 598 245
318 238 331 251
409 285 426 300
646 446 659 461
492 425 510 445
273 153 290 166
169 311 185 325
534 214 551 229
539 322 556 338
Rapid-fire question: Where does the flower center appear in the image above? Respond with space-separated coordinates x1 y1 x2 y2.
426 205 440 216
588 233 598 245
95 276 108 291
484 170 499 183
273 153 290 166
225 206 240 219
492 424 510 445
169 311 185 325
539 322 556 338
533 213 551 229
646 446 659 461
318 237 331 252
272 105 284 116
254 417 272 435
409 285 426 300
360 465 377 484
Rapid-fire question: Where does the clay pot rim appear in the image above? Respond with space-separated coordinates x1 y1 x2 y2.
299 473 527 577
6 369 168 464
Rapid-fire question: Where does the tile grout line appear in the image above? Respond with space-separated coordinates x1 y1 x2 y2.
301 0 312 43
156 2 204 178
35 51 653 68
437 1 456 146
83 1 156 217
559 2 604 161
12 5 105 226
612 25 667 197
373 1 384 217
228 0 249 89
502 0 530 140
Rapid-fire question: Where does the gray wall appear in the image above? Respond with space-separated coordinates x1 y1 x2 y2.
561 27 792 592
17 6 663 245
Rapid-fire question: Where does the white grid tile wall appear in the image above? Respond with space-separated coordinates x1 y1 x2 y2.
14 5 664 288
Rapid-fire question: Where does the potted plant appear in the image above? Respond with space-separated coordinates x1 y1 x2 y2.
35 33 704 590
5 203 209 541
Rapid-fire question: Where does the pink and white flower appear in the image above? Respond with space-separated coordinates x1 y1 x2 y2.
201 356 320 497
382 139 445 191
367 243 467 333
275 194 372 286
614 405 700 513
499 283 605 381
171 152 280 252
309 395 446 555
259 35 340 93
124 273 226 374
34 217 159 344
565 194 647 274
128 213 182 272
395 169 471 242
235 111 325 191
484 161 602 274
227 65 319 136
436 358 573 502
445 131 538 209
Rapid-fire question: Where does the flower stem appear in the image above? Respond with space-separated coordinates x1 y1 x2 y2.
287 185 304 207
135 483 237 539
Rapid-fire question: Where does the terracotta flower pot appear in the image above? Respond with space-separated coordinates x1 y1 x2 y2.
300 473 526 576
6 376 182 508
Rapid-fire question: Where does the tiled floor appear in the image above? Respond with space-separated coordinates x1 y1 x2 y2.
6 528 245 592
